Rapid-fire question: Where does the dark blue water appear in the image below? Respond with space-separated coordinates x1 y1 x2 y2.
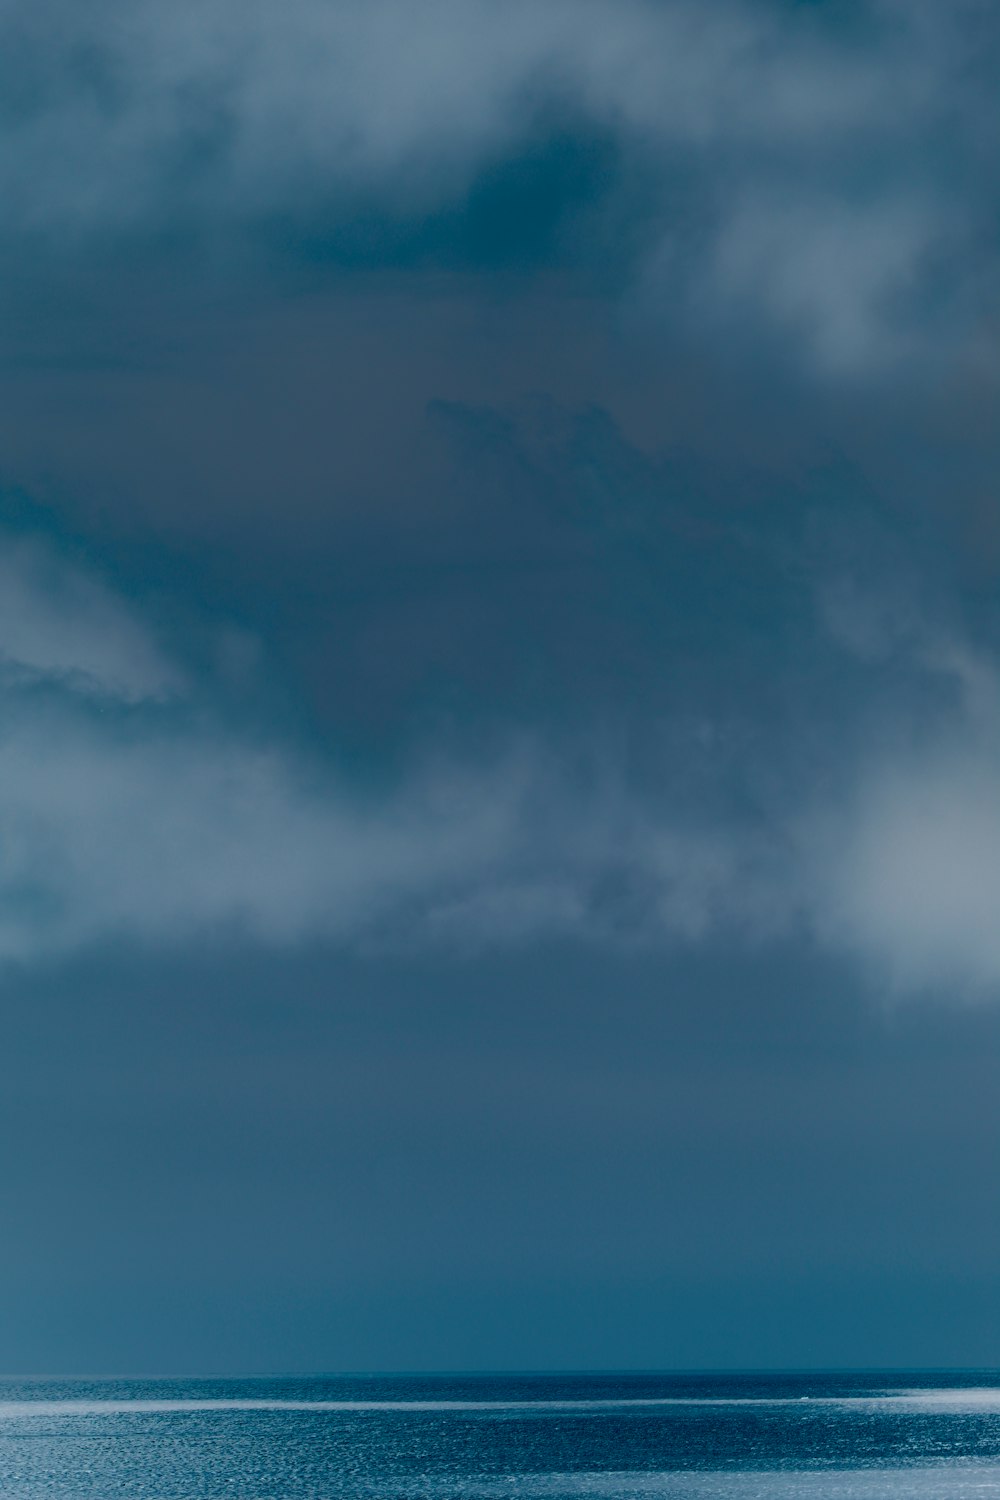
3 1372 1000 1498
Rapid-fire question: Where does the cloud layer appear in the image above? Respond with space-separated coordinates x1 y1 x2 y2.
2 0 993 373
2 522 999 1001
1 1 998 995
0 536 785 960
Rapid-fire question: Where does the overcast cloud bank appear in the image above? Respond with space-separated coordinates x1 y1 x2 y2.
0 527 996 1000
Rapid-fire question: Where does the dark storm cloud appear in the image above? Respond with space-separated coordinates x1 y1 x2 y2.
0 7 999 996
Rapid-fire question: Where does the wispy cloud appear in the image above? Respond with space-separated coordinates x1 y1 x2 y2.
0 535 181 700
693 193 942 374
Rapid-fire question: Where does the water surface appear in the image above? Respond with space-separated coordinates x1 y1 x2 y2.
3 1371 1000 1497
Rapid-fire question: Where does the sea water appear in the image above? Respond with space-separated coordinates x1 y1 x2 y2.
2 1371 1000 1498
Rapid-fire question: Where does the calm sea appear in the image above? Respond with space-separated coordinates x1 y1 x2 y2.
2 1372 1000 1498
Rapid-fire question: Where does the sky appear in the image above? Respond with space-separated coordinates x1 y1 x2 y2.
2 0 1000 1374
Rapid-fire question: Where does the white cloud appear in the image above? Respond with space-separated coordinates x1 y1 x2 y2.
0 0 919 225
817 746 1000 994
0 667 789 961
0 536 181 700
807 587 1000 996
696 194 940 373
0 712 528 957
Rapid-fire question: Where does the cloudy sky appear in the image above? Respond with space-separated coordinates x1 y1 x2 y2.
2 0 1000 1374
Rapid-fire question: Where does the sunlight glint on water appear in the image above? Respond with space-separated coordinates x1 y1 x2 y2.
2 1373 1000 1497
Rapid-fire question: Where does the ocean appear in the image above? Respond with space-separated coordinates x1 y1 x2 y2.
2 1372 1000 1498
